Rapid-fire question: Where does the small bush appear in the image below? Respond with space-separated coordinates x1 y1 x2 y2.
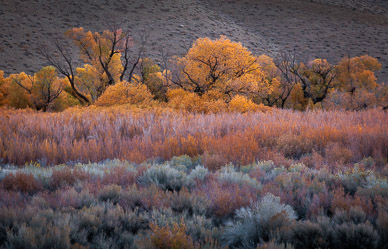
222 193 296 249
48 187 95 209
325 142 353 165
257 241 294 249
205 180 256 219
137 164 187 191
201 153 229 171
149 220 198 249
169 155 199 171
98 184 122 204
5 212 71 249
169 188 210 216
50 168 89 190
1 173 41 194
217 165 260 188
101 166 136 187
276 134 313 159
333 206 367 225
188 165 209 182
95 81 154 107
228 95 261 113
291 221 326 249
70 203 142 248
376 207 388 248
332 222 379 249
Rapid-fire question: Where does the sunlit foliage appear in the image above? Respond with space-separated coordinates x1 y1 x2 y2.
95 81 154 107
174 36 271 101
0 30 386 111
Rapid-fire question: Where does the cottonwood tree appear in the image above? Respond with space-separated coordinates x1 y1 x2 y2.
272 53 300 108
326 55 382 110
11 66 64 111
172 36 271 102
140 58 170 101
336 55 381 93
0 70 8 106
293 58 337 105
40 40 90 105
255 54 299 108
65 26 128 98
40 23 148 104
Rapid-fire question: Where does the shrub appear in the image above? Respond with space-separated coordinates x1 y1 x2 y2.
50 168 89 190
98 184 122 204
1 173 41 194
149 220 198 249
95 81 154 107
167 89 208 113
5 211 71 249
169 188 210 216
188 165 209 182
201 153 229 171
325 142 353 165
0 189 28 208
333 206 367 225
257 241 295 249
204 180 256 219
118 185 143 210
69 203 143 248
222 193 296 249
137 164 188 191
101 166 136 187
48 187 95 209
276 134 313 159
217 165 260 188
169 155 199 171
332 222 379 249
291 221 326 249
228 95 261 113
376 207 388 248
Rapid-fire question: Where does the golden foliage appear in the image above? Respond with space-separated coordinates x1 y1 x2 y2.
150 220 198 249
229 95 264 113
336 55 381 93
176 36 270 99
166 88 227 113
66 27 125 99
141 58 171 102
0 70 8 106
95 81 154 107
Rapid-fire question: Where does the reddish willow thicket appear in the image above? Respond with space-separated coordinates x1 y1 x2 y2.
1 107 387 168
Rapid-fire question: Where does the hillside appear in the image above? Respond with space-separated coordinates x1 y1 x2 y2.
1 0 387 82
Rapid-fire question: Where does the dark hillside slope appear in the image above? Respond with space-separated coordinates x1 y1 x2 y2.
0 0 387 82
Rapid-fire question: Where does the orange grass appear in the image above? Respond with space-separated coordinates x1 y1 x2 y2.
0 106 387 167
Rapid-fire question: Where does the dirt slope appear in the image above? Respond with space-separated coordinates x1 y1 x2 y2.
0 0 387 82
